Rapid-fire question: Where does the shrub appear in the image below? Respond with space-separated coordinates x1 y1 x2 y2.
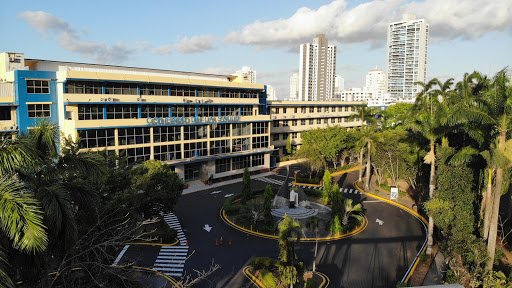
223 194 241 215
305 277 318 288
419 252 429 264
494 248 505 265
260 269 278 288
251 257 278 270
296 177 321 185
303 188 322 198
150 220 177 243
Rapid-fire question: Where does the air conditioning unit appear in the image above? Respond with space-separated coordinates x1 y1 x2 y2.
136 98 142 102
100 98 105 102
107 97 113 102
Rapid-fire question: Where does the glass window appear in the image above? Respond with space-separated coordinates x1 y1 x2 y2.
183 125 207 140
26 80 49 94
220 89 239 98
301 119 306 126
210 139 230 155
292 120 297 126
317 107 322 112
140 84 169 96
215 158 231 173
106 104 138 119
317 119 321 124
66 81 102 94
241 106 253 116
172 105 195 117
273 121 279 128
105 82 138 95
28 104 51 118
309 119 314 125
153 126 181 142
198 105 219 117
309 107 314 113
78 104 103 120
252 136 268 149
273 134 279 141
117 127 151 145
119 147 150 164
232 155 250 170
171 86 195 97
78 129 115 149
197 87 218 97
252 122 268 135
210 123 230 138
220 105 240 116
232 123 250 136
154 144 181 161
232 137 250 152
0 107 11 120
141 105 169 118
184 142 207 158
252 154 264 167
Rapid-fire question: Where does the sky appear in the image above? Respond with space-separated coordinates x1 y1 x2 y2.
1 0 511 99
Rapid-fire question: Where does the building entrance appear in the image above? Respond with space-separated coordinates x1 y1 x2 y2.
184 162 208 182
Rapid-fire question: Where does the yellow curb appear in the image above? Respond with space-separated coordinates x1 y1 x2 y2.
292 166 363 187
314 271 331 287
243 266 266 288
221 208 368 242
354 182 428 284
124 238 179 246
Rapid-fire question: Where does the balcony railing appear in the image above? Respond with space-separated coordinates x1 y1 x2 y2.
0 82 15 97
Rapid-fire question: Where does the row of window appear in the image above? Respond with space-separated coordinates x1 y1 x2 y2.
273 117 358 127
215 154 264 173
65 81 261 98
76 104 254 120
272 132 299 142
78 127 269 149
271 106 354 114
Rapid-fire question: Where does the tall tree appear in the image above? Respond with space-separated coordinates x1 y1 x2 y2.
241 167 252 204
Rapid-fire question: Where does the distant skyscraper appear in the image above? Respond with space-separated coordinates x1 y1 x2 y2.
289 73 299 101
266 85 277 100
299 34 337 101
386 14 428 102
335 75 345 92
233 66 257 83
364 68 386 96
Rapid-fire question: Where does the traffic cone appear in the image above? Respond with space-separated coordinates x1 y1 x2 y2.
220 237 223 245
215 238 218 246
228 239 232 245
186 240 189 246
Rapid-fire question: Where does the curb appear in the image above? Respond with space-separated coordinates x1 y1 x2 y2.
243 266 331 288
292 166 363 188
354 182 428 284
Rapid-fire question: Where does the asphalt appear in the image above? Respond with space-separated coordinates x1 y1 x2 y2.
118 165 427 287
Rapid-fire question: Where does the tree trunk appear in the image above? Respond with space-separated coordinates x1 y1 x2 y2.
426 142 435 255
487 131 506 270
358 147 364 182
365 141 371 190
483 168 493 240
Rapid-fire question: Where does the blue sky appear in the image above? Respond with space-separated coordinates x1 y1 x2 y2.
1 0 511 99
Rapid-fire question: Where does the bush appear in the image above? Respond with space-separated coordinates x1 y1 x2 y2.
305 277 318 288
419 252 429 264
260 269 278 288
150 220 177 243
495 248 505 265
296 177 321 185
251 257 278 271
223 194 241 215
303 188 323 198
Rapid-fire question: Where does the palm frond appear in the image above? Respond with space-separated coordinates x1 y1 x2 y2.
0 247 14 288
0 176 47 253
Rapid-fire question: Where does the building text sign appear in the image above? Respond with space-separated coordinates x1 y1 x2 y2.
146 115 240 125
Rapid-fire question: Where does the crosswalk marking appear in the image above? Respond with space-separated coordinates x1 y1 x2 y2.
157 213 189 277
256 177 284 185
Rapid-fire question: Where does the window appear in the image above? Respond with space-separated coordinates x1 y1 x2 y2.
78 104 104 120
232 123 250 136
215 158 231 173
220 105 240 116
332 107 336 112
317 107 322 112
309 107 314 113
273 121 279 128
119 147 150 164
184 125 207 140
153 126 181 142
105 82 138 95
154 144 181 161
273 134 279 141
241 90 258 98
78 129 115 149
232 137 250 152
252 154 264 167
0 107 11 120
172 105 195 117
309 119 313 125
28 104 51 118
351 106 355 111
283 108 287 113
210 123 230 138
141 105 169 118
292 132 298 139
301 119 306 126
252 122 267 135
345 107 349 111
292 120 297 126
66 81 102 94
140 84 169 96
210 139 230 155
274 107 280 113
338 117 343 123
106 104 138 119
199 106 219 117
281 121 289 127
197 88 218 97
252 136 268 149
294 108 298 113
301 107 306 113
241 106 253 116
324 119 328 124
118 127 151 145
324 107 329 112
232 155 250 170
221 89 239 98
27 80 49 94
317 119 321 124
171 86 195 97
338 107 343 112
184 142 207 158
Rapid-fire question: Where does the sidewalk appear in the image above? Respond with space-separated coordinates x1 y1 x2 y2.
422 251 447 285
182 171 278 194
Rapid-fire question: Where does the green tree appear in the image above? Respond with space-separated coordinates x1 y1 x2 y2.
278 214 302 265
322 170 332 204
131 160 185 218
342 198 363 226
329 189 344 235
241 167 252 204
286 136 292 155
262 185 274 223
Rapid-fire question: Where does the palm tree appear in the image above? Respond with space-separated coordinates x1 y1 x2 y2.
278 214 302 265
453 68 512 269
348 104 378 187
409 78 444 255
342 198 363 225
306 216 322 272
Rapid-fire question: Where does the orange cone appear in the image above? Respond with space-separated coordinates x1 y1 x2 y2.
186 240 189 246
228 239 232 245
220 237 223 245
215 238 218 246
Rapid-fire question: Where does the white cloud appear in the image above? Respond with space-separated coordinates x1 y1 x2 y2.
224 0 512 49
199 67 237 75
174 35 216 54
151 45 173 55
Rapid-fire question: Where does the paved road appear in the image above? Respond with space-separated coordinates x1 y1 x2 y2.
129 165 426 287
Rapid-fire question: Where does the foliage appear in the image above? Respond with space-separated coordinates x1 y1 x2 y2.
278 214 302 265
130 160 184 219
322 170 332 204
251 257 278 271
262 185 274 223
286 136 292 155
241 167 252 204
419 253 429 264
260 269 278 288
305 277 318 288
482 270 512 288
303 188 323 198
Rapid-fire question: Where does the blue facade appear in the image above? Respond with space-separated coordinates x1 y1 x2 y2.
14 70 58 133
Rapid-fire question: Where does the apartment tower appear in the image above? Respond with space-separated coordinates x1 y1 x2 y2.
299 34 337 101
386 14 428 102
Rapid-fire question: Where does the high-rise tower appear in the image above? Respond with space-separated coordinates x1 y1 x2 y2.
386 14 428 102
299 34 337 101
